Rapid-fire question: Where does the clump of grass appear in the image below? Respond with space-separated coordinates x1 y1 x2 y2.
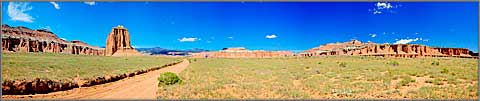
158 72 182 86
426 78 444 85
338 62 347 67
317 62 322 64
408 72 418 77
188 58 197 63
425 80 434 83
447 76 459 85
331 89 353 97
440 68 449 74
434 79 444 85
449 72 456 76
387 61 400 66
397 76 416 87
431 61 440 66
385 89 400 95
416 73 426 77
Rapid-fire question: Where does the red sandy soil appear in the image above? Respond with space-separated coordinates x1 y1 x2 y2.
2 59 190 100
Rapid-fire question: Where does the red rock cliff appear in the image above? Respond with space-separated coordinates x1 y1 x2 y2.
1 24 104 55
300 40 476 58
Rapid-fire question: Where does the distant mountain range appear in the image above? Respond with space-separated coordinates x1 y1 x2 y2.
136 47 210 55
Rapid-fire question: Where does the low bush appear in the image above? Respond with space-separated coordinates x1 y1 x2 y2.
398 76 416 87
387 61 400 66
425 80 434 83
158 72 182 86
304 66 311 70
188 58 197 63
338 62 347 67
440 68 449 74
431 61 440 66
447 76 459 85
433 78 444 85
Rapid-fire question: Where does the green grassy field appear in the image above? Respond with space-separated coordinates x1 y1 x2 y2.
157 56 478 99
2 52 180 81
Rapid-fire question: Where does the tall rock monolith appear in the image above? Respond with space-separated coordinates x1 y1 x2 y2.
105 25 142 56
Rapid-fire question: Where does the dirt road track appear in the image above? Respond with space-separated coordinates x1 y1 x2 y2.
2 59 190 100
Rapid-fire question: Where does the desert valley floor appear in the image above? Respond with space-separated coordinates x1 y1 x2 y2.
1 1 479 100
2 53 478 99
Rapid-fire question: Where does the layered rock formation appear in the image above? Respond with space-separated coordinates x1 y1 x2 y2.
190 47 293 58
1 25 104 55
105 25 142 56
300 40 477 58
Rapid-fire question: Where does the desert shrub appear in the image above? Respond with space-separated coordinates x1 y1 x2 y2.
423 78 444 85
425 80 434 83
187 58 197 63
398 76 416 87
440 68 449 74
158 72 182 86
387 61 400 66
432 78 444 85
450 72 456 76
317 62 322 64
315 70 321 74
304 66 311 70
338 62 347 67
431 61 440 66
331 89 353 97
447 76 459 84
408 72 418 77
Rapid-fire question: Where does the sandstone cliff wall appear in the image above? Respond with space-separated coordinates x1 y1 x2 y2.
300 40 476 58
1 25 104 55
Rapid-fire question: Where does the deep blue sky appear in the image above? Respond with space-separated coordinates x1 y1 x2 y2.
2 2 478 52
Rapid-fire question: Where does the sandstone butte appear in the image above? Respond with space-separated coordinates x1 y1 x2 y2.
298 39 478 58
1 24 104 55
104 25 143 56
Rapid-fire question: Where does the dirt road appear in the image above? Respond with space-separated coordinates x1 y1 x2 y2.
2 59 190 100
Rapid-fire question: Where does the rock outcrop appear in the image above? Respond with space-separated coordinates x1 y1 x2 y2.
190 47 293 58
1 24 104 55
300 40 477 58
105 25 142 56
